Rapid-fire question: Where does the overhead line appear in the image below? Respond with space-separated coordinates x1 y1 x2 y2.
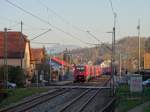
86 31 100 43
108 0 115 15
5 0 90 45
8 22 20 29
30 29 51 40
30 41 60 45
5 0 51 25
37 0 86 32
36 0 96 42
108 0 121 38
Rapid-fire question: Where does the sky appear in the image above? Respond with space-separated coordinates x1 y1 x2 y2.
0 0 150 48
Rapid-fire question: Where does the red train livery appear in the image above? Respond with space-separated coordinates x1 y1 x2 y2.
73 64 102 82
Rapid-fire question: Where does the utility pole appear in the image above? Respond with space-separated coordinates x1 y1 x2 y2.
20 21 23 69
112 12 117 96
49 49 53 82
61 51 64 81
106 31 113 96
4 28 8 88
119 54 122 78
137 19 140 73
49 55 52 82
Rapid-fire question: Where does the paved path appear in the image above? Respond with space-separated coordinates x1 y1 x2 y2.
49 81 73 86
128 101 150 112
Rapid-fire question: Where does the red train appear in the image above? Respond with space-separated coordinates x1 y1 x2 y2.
73 64 102 82
73 64 112 82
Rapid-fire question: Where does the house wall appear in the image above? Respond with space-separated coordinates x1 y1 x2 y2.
0 59 21 66
144 53 150 69
23 42 30 70
0 42 31 70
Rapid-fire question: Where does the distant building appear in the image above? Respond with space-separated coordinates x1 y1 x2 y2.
50 57 69 81
50 57 68 70
100 60 111 68
0 31 31 74
144 52 150 69
30 48 45 65
30 48 45 78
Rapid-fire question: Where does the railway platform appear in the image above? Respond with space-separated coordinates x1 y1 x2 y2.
49 80 73 86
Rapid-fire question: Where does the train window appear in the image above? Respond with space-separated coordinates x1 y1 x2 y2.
76 66 85 71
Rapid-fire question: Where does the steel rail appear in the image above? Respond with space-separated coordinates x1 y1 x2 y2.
58 88 91 112
77 88 102 112
99 97 116 112
77 78 111 112
59 77 111 112
0 89 58 111
0 89 71 112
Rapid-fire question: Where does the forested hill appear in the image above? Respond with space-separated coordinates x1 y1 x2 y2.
71 36 149 69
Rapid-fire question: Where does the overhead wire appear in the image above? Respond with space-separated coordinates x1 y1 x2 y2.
36 0 86 32
86 31 100 43
0 16 19 23
30 28 51 40
23 22 50 31
108 0 121 40
5 0 92 45
36 0 98 42
30 41 60 45
108 0 115 15
6 22 20 29
5 0 51 25
0 16 20 30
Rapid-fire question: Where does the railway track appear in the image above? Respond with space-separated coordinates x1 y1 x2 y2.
55 78 111 112
64 75 111 87
99 97 116 112
0 89 71 112
58 88 102 112
47 75 111 91
0 75 113 112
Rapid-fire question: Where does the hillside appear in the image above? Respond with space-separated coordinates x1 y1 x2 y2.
70 36 147 72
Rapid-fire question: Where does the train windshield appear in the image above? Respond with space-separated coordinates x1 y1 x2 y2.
76 66 85 71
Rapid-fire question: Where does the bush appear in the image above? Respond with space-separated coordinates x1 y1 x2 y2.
0 66 25 87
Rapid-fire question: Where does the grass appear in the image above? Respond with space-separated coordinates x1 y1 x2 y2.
116 85 150 112
0 87 48 109
116 99 141 112
144 104 150 112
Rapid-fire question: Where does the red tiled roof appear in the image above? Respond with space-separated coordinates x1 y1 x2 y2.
51 57 68 66
0 31 28 58
31 48 44 61
52 57 68 65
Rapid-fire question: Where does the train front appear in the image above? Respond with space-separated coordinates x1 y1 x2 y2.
73 65 86 82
